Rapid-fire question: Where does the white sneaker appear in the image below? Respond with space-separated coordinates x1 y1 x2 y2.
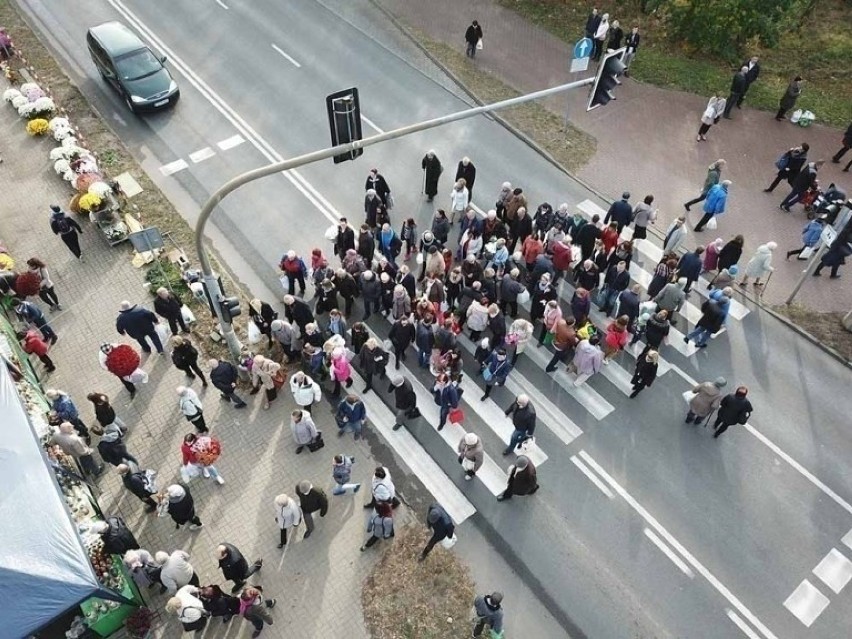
202 467 210 478
216 475 225 485
189 523 203 530
464 474 472 481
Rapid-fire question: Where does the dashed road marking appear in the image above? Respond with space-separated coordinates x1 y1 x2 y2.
215 0 229 9
644 528 694 578
189 147 216 163
217 134 245 151
784 579 830 627
570 455 613 498
812 548 852 594
159 158 188 176
726 609 763 639
271 43 301 68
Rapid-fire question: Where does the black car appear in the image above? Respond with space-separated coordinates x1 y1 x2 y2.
86 21 179 113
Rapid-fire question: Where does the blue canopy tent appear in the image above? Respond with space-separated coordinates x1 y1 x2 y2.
0 363 127 638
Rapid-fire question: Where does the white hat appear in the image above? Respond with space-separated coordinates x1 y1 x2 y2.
464 432 478 446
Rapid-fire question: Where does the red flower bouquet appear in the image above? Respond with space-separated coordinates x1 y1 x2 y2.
191 435 221 466
14 272 41 297
105 345 140 378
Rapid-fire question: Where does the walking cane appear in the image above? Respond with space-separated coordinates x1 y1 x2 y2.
703 407 716 428
758 271 773 298
421 168 426 198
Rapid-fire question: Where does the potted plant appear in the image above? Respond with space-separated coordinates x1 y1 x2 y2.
125 607 154 639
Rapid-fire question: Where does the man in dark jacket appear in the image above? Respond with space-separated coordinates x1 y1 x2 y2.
617 284 641 332
832 122 852 166
98 515 140 555
208 358 247 408
117 463 157 512
116 300 163 353
604 192 632 233
359 271 381 319
455 157 477 200
713 386 753 438
217 543 262 593
576 214 602 261
388 375 418 431
677 247 704 293
415 318 435 368
503 394 536 455
389 316 415 369
599 261 630 316
435 374 460 431
473 592 505 637
296 481 328 539
464 21 483 58
419 503 455 560
765 143 809 192
723 66 748 119
497 455 538 501
684 297 727 349
584 8 601 39
335 218 356 260
283 294 314 334
738 56 760 107
781 160 825 211
154 287 188 335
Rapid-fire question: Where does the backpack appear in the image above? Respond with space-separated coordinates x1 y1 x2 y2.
775 152 791 171
54 216 72 234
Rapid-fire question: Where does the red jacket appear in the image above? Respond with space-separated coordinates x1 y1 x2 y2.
602 227 620 254
181 442 198 466
551 242 573 271
22 330 49 356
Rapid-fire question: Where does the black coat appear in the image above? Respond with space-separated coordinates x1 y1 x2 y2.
123 470 154 501
358 231 375 263
168 490 197 525
510 215 533 243
334 273 359 299
717 242 743 271
297 486 328 515
102 516 140 555
644 316 670 348
359 345 389 374
210 361 238 392
154 294 182 320
617 290 641 325
605 200 632 228
632 358 658 387
285 299 313 329
791 165 818 194
730 71 747 95
336 226 356 258
389 378 417 410
172 342 199 369
426 504 455 541
718 394 753 425
576 223 601 258
389 321 415 350
116 305 158 338
98 438 132 466
422 154 443 196
465 24 483 45
218 543 249 582
585 12 601 38
742 61 760 86
608 26 624 49
697 299 725 333
603 266 630 292
455 161 476 192
505 401 536 435
415 322 435 351
365 174 391 202
249 302 277 333
93 402 117 427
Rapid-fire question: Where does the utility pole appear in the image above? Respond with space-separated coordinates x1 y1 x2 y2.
195 77 599 362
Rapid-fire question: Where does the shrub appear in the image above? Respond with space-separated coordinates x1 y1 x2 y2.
145 261 190 301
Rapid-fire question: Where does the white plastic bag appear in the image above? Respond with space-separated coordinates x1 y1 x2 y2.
324 224 338 241
180 304 196 324
155 323 171 345
476 38 483 51
706 216 717 230
179 463 201 484
519 436 535 452
125 369 149 384
247 320 262 344
416 253 424 265
440 533 458 549
798 246 815 260
462 457 476 471
517 289 530 305
798 110 815 127
790 109 803 124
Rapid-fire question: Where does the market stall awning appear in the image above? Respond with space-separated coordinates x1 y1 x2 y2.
0 363 104 637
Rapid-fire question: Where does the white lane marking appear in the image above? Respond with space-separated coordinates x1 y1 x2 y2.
159 158 188 176
271 44 302 68
217 134 245 151
643 528 694 578
783 579 830 627
454 334 583 444
357 375 476 523
189 147 216 163
744 424 852 517
470 203 486 217
361 114 384 134
842 528 852 551
108 0 339 224
578 450 778 639
215 0 229 9
726 609 763 639
813 548 852 594
570 455 613 498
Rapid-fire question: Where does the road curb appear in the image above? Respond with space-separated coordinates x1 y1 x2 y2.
369 0 852 371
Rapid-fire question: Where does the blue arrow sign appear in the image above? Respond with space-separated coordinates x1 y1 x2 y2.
574 37 592 59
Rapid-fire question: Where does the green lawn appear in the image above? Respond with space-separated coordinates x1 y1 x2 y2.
497 0 852 128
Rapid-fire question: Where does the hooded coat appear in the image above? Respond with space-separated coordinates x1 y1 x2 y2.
457 436 484 472
744 245 774 278
572 340 604 376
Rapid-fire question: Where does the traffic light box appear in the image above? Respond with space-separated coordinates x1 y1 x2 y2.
326 88 363 164
219 296 241 324
587 48 626 111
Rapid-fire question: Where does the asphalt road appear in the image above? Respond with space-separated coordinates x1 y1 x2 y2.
18 0 852 637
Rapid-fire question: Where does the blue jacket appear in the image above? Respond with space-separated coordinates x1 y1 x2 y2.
426 504 455 540
16 301 45 323
703 184 728 215
801 221 823 247
678 252 703 279
332 456 354 485
52 395 79 421
460 215 482 237
709 289 731 320
435 384 459 410
336 399 366 423
116 305 158 338
483 353 513 384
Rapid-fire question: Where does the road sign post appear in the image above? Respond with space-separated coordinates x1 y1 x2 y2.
570 37 592 73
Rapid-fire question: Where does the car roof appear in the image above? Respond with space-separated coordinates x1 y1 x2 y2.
88 21 147 57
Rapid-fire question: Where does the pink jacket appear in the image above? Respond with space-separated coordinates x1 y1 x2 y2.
331 355 351 382
542 305 563 332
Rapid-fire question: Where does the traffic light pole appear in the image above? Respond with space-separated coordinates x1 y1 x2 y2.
195 77 594 362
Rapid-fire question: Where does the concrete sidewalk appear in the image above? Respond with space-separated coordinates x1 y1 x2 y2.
379 0 851 312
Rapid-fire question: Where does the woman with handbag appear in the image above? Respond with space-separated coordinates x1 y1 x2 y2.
166 585 210 632
696 94 726 141
250 354 282 410
177 386 207 433
480 348 513 400
457 432 484 481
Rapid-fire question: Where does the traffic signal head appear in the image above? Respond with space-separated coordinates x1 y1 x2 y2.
587 48 626 111
219 296 241 323
326 88 363 164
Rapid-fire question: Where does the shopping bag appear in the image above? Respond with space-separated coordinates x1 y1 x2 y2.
543 331 555 346
476 38 483 50
706 216 717 230
482 367 494 382
125 369 149 384
519 436 535 452
247 321 262 344
155 322 171 345
790 109 803 124
180 304 196 324
325 224 339 241
272 369 287 389
279 274 290 291
416 253 424 265
516 288 530 305
307 432 325 452
448 407 464 424
440 533 458 549
179 463 201 484
385 192 395 210
798 246 815 260
461 457 476 471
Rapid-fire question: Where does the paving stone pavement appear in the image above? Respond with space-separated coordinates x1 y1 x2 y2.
378 0 852 312
1 102 377 638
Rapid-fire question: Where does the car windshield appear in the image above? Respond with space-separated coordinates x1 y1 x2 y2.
115 49 161 81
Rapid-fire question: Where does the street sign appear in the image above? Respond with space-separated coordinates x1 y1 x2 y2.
128 227 164 252
571 37 592 73
821 225 837 247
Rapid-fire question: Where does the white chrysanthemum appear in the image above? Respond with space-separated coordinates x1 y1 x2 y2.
19 82 40 95
32 97 55 113
3 88 22 103
49 116 70 130
88 181 112 198
25 87 46 101
11 95 28 109
62 169 76 182
61 136 80 149
53 127 72 141
17 102 37 117
54 159 71 175
49 146 67 160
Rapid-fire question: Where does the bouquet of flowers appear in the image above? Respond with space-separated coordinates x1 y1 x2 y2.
105 344 140 378
124 607 153 639
191 435 221 466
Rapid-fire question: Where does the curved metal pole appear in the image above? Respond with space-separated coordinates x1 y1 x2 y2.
194 77 594 361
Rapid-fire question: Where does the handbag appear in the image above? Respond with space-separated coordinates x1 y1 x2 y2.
461 457 476 471
272 369 287 389
307 432 325 452
448 407 464 424
440 533 458 549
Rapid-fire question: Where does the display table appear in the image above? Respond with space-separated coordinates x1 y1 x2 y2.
80 557 143 637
